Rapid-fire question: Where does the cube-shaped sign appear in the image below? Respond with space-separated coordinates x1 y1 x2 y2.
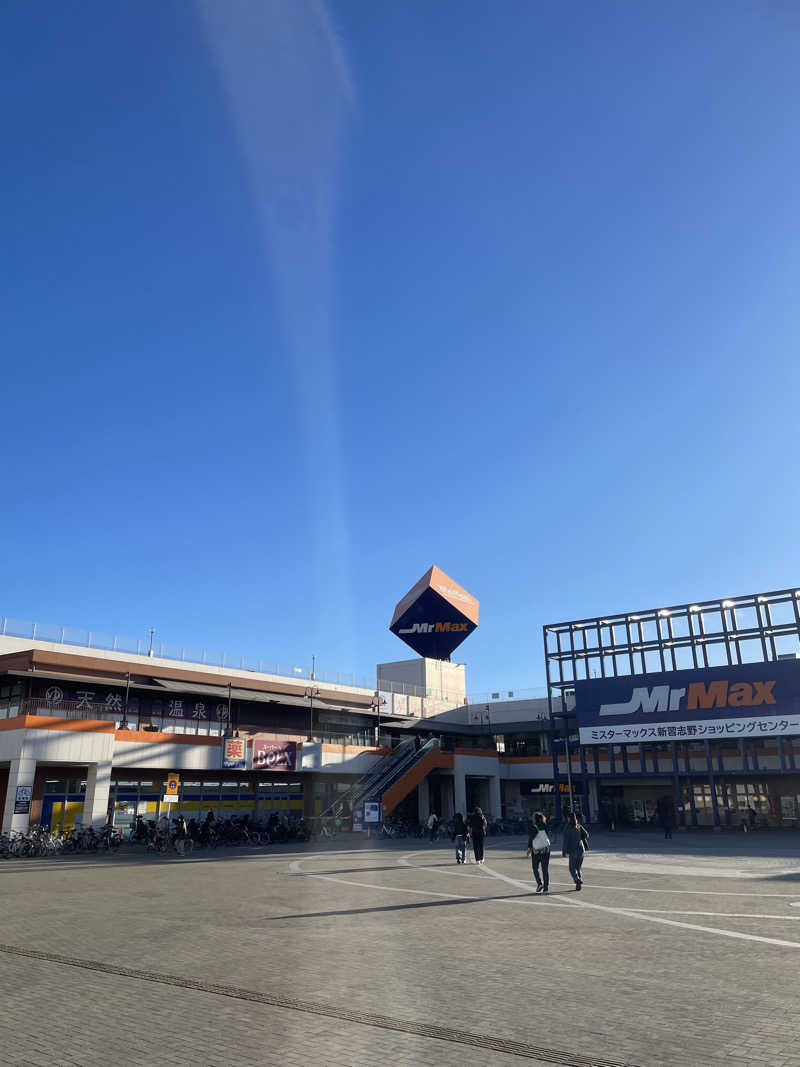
390 565 479 660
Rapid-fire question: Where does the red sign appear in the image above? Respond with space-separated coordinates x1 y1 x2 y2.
252 740 297 771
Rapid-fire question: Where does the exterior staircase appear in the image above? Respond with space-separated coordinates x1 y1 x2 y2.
323 738 441 818
380 743 453 815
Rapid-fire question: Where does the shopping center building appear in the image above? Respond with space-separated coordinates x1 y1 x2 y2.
3 579 800 834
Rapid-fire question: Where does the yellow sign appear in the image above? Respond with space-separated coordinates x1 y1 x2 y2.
165 774 180 796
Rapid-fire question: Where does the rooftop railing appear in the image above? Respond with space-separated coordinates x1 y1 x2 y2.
0 614 545 708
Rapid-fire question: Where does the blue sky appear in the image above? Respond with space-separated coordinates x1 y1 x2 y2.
2 1 799 694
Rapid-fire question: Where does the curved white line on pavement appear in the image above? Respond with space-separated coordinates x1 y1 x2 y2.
289 854 539 904
288 857 800 943
618 910 800 920
398 851 800 899
306 874 481 900
479 862 800 949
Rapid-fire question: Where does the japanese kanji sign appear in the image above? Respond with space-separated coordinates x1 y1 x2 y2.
221 736 248 770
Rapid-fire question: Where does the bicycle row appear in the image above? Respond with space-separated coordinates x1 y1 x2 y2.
0 812 310 859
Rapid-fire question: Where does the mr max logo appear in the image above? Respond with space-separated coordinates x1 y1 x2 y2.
398 621 469 635
599 679 777 717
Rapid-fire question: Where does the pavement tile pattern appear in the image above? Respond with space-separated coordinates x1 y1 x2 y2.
1 832 800 1067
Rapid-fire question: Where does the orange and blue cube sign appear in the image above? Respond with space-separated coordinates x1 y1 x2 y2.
165 776 180 796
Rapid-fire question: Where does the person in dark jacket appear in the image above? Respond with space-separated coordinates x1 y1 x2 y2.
452 812 468 864
526 811 551 894
469 807 488 864
561 810 588 890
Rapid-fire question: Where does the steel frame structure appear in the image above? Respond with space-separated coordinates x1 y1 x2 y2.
543 586 800 823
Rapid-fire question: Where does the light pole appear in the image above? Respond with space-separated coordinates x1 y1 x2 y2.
553 734 574 815
372 691 386 746
121 672 131 730
304 686 320 741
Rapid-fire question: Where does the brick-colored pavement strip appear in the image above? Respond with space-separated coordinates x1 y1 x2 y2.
2 832 800 1066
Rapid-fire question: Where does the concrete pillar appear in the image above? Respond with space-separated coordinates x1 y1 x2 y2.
441 777 455 820
489 775 502 820
453 771 466 817
588 779 599 822
417 775 430 823
2 758 37 833
82 761 112 830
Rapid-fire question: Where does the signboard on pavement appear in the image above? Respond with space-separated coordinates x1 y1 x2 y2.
363 802 381 824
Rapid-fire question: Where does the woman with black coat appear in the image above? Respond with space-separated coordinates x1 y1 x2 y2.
561 810 589 890
468 807 488 864
452 812 468 864
526 811 551 894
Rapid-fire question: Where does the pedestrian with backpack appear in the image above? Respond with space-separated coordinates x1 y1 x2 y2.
561 810 589 890
469 807 488 864
526 811 551 894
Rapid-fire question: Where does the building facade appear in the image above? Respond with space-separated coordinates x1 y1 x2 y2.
4 586 800 835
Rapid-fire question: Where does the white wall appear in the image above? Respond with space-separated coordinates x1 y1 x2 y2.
0 725 114 765
377 657 466 704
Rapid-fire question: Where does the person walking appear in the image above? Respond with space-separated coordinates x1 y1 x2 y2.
469 807 488 864
662 807 674 840
174 814 189 856
426 811 439 842
526 811 551 894
562 810 589 890
452 812 468 864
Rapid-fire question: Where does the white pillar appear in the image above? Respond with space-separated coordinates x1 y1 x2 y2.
454 770 467 817
417 775 430 823
2 758 36 833
489 775 502 821
82 761 112 830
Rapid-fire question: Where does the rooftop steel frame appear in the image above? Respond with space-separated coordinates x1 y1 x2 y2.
544 586 800 711
542 586 800 823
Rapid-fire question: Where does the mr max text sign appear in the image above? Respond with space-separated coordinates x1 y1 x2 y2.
574 660 800 745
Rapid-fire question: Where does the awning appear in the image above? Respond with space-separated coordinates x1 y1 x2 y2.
4 668 168 692
152 677 374 714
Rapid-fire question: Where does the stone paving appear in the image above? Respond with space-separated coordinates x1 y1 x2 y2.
2 831 800 1066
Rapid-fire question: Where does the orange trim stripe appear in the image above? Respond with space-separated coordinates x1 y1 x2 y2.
0 715 115 734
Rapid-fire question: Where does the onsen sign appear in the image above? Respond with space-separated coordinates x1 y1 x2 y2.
252 740 297 771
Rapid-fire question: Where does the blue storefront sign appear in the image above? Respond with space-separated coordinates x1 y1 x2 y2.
574 659 800 745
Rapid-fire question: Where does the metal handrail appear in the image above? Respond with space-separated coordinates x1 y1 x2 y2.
320 741 414 818
355 739 438 808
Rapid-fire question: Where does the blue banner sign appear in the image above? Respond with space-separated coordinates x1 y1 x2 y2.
574 659 800 745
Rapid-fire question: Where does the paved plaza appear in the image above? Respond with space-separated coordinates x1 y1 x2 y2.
2 832 800 1067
